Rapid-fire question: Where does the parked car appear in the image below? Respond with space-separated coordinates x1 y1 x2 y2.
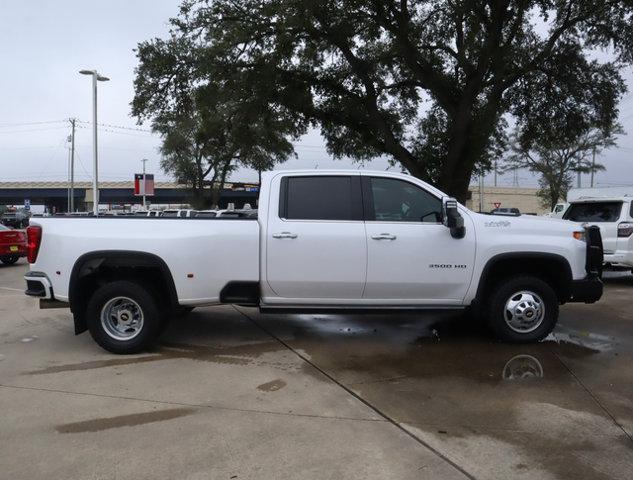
215 209 258 218
490 207 521 216
548 203 569 218
192 210 218 218
563 196 632 271
132 210 162 217
24 170 603 354
0 224 27 264
161 209 195 218
1 208 30 228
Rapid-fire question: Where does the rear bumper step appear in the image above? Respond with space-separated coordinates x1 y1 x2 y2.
24 272 53 299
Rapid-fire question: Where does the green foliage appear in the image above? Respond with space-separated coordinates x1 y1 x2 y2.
132 27 302 207
504 40 625 210
135 0 632 201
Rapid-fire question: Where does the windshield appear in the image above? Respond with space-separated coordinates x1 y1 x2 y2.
564 202 622 222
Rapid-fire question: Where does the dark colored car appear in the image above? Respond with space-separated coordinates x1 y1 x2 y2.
0 224 27 264
490 207 521 216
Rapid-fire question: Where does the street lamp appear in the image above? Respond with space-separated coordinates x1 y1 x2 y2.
79 69 109 215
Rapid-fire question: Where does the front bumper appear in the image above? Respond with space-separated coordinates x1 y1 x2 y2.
24 272 53 299
569 275 603 303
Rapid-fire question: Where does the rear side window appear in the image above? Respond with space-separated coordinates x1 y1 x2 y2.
564 202 623 222
280 176 361 221
368 177 442 222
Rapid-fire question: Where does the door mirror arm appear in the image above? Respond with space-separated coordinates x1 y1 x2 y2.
443 198 466 239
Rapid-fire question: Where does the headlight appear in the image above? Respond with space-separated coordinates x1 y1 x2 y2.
572 231 586 242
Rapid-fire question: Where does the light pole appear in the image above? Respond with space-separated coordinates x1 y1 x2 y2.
79 69 109 215
141 158 148 209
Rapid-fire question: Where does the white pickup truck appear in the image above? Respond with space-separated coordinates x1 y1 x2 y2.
24 170 603 354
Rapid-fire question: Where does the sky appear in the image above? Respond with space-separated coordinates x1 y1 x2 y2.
1 0 632 189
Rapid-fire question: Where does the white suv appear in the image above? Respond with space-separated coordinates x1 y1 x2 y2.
564 196 633 271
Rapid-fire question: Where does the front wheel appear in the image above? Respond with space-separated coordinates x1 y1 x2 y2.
0 255 20 265
486 276 559 343
86 280 164 354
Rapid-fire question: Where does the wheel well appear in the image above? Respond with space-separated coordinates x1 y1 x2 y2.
69 251 178 334
476 253 572 305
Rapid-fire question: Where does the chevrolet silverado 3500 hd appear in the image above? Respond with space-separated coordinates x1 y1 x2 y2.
24 170 603 354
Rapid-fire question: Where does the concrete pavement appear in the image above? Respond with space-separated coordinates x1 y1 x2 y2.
1 261 632 479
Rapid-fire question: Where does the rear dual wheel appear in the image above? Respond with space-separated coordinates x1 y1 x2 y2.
86 280 164 354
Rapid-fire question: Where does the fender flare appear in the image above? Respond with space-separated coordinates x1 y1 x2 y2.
68 250 179 333
474 252 573 303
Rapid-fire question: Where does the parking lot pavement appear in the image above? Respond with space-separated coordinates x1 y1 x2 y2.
1 262 632 480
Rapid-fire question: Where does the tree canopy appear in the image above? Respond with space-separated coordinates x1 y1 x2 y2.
132 33 302 207
134 0 632 201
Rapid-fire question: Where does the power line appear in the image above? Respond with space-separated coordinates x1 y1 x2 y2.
0 120 67 128
75 119 153 133
0 126 70 135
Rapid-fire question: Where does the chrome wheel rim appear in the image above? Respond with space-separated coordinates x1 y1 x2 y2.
504 290 545 333
100 296 144 341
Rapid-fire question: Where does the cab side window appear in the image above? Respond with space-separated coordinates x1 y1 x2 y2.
369 177 442 223
280 176 362 221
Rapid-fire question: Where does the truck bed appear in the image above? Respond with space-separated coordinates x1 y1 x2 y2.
29 217 260 304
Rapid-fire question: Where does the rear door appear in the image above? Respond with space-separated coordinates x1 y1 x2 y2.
564 201 623 254
265 174 367 300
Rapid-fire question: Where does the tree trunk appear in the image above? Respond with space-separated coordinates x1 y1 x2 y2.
212 159 232 208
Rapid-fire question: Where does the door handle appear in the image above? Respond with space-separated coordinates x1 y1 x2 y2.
371 233 396 240
272 232 298 239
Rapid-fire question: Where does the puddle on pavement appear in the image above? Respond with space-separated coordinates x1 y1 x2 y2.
56 407 196 433
20 335 38 343
268 312 602 380
27 341 286 375
257 379 287 392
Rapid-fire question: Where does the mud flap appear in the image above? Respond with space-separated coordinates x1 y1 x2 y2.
73 311 88 335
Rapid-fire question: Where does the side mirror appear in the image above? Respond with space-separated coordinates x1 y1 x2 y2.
443 198 466 239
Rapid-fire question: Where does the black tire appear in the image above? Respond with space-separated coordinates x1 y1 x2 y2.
485 275 559 343
0 255 20 265
86 280 164 354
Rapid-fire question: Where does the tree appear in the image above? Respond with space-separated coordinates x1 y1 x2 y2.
504 43 625 210
505 132 612 211
157 0 633 202
132 35 302 207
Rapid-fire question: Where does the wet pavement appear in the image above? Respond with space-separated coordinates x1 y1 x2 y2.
1 261 632 479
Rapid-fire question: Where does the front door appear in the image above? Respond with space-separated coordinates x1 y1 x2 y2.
266 174 367 300
362 176 476 304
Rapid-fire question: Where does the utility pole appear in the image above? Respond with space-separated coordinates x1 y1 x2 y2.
479 173 485 212
494 160 498 187
590 146 596 188
577 170 581 188
141 158 148 208
69 118 76 212
79 69 109 215
67 140 71 212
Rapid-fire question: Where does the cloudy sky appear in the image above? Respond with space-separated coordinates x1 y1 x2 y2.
1 0 632 189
